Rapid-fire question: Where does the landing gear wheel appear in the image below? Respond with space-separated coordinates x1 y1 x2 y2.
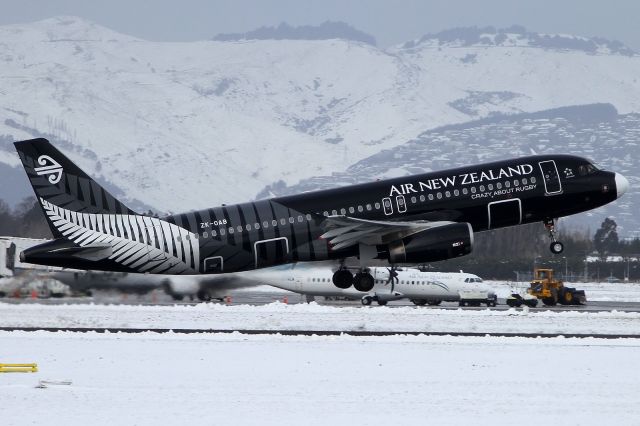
353 272 375 292
377 300 388 306
197 290 211 302
411 299 427 306
544 219 564 255
332 269 353 289
427 300 442 306
550 241 564 254
361 296 373 306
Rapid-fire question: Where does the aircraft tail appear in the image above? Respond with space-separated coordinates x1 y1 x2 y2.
14 138 136 238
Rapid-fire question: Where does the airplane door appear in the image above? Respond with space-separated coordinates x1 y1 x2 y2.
488 199 522 229
254 237 289 269
382 197 393 216
538 160 562 195
396 195 407 213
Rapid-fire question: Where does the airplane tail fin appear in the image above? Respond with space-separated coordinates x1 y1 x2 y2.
14 138 136 238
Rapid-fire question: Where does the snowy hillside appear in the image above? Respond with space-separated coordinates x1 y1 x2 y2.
0 18 639 222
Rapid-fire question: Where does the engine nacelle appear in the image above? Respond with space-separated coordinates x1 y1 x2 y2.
387 223 473 264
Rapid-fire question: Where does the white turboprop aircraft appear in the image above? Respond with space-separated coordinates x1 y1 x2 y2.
248 263 497 306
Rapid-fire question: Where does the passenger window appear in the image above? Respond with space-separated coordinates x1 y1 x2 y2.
263 221 269 228
306 214 312 221
514 179 519 186
366 204 372 211
176 236 181 242
289 217 295 224
462 188 468 195
298 215 303 222
437 192 442 199
531 177 537 184
375 203 381 209
445 191 451 197
496 182 502 189
411 196 417 203
254 223 260 230
454 189 459 196
522 178 528 185
323 211 329 216
272 220 278 227
228 228 234 234
420 195 426 202
487 184 493 190
348 207 354 214
357 205 363 212
237 226 243 232
505 181 510 188
332 210 338 215
280 219 286 225
212 230 217 237
246 224 252 231
480 185 485 192
203 232 208 238
428 194 434 200
471 187 476 193
340 208 346 215
219 229 225 235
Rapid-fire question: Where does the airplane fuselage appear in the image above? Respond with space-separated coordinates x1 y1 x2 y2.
160 154 620 273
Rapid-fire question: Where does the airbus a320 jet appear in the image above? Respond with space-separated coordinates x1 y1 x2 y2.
15 138 628 293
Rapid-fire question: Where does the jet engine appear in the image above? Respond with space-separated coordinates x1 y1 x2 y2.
386 223 473 264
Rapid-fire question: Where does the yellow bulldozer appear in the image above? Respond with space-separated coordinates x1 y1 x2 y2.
528 268 586 306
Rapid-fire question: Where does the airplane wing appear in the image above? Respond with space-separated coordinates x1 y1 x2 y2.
320 216 455 250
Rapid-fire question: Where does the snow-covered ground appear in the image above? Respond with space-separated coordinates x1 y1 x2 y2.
1 331 639 426
2 302 640 335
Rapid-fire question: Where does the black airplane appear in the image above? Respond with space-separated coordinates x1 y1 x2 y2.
15 138 628 292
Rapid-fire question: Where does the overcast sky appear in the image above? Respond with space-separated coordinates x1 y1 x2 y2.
1 0 639 49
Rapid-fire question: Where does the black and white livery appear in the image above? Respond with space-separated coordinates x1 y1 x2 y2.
15 138 628 292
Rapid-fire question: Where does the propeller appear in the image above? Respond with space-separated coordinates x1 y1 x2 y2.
385 266 399 292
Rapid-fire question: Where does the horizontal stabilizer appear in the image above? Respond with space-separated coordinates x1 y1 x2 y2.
50 244 113 261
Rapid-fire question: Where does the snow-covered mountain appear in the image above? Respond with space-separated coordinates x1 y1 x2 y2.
0 18 637 233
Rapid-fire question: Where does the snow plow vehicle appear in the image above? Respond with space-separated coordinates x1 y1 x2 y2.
506 293 539 308
527 268 586 306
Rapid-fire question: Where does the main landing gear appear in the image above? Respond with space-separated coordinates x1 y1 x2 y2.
544 218 564 254
332 266 375 292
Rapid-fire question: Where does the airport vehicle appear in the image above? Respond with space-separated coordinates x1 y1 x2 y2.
505 293 539 308
246 263 496 306
527 268 586 306
458 289 498 307
14 138 628 293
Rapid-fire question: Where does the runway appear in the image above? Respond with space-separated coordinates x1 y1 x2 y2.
5 289 640 313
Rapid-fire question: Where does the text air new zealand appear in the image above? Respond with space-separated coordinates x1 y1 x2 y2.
14 138 628 292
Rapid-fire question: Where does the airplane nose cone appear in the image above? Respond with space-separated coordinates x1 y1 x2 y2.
615 173 629 198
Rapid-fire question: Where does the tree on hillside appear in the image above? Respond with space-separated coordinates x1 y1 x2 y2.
594 218 619 259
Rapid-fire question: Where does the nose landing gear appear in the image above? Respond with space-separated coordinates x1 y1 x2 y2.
544 219 564 254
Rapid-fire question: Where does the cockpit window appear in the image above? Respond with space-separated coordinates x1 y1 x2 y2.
579 164 599 176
